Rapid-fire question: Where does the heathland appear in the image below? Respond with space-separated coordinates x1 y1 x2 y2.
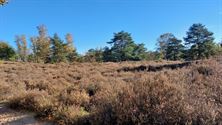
0 57 222 124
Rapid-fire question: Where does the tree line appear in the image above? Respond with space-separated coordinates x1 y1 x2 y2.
0 23 221 63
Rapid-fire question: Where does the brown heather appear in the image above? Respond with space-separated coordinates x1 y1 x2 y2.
0 58 222 125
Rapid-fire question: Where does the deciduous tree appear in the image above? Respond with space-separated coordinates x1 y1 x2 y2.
65 33 78 62
30 25 51 63
15 35 28 61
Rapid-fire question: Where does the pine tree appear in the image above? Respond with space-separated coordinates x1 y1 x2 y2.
106 31 147 62
51 33 67 63
165 37 184 61
157 33 175 59
157 33 184 60
184 23 215 60
132 43 147 61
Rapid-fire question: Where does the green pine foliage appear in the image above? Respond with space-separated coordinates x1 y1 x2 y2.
184 23 216 60
157 33 184 61
104 31 147 62
157 33 175 60
165 37 184 61
50 33 67 63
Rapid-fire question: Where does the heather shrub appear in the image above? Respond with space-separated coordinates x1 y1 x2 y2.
55 106 90 125
9 90 54 111
195 66 214 76
90 80 188 125
0 83 10 100
58 87 90 107
89 86 119 125
81 82 104 97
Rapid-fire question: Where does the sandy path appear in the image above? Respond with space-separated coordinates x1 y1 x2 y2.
0 103 53 125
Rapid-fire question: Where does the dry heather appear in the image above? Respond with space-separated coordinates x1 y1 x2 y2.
0 58 222 125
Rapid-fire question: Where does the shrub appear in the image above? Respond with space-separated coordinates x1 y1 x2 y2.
196 66 214 76
0 42 16 60
90 81 188 125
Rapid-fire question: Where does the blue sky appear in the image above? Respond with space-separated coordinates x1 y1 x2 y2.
0 0 222 54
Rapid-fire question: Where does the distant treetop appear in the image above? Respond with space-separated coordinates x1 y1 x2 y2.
0 0 8 6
